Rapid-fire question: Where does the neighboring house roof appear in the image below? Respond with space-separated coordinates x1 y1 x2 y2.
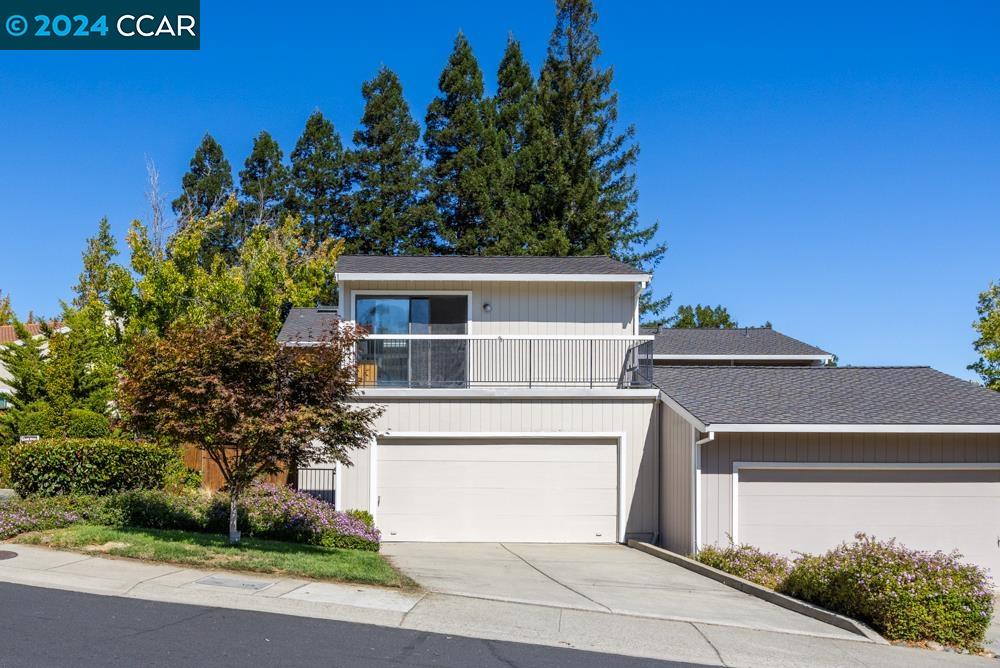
335 255 648 281
0 323 47 345
654 365 1000 429
277 307 340 344
643 327 832 359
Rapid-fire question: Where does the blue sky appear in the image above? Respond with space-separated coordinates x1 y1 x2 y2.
0 1 997 380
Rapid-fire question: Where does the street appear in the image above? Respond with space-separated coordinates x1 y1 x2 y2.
0 583 707 668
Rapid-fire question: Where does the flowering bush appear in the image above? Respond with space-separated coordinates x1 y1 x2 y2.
0 495 114 539
779 533 995 650
695 542 791 589
208 483 381 551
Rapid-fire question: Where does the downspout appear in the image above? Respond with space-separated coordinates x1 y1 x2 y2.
692 431 715 553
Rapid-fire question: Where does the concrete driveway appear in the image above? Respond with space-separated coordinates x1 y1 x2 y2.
382 542 860 640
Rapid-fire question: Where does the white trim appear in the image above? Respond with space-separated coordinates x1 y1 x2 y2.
362 334 653 341
708 423 1000 434
691 427 705 552
657 391 708 432
334 460 343 510
358 388 661 399
369 437 379 524
653 354 834 362
373 431 628 543
337 272 650 283
730 461 1000 545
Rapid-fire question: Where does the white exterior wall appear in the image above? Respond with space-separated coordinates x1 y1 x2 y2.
338 394 660 540
341 280 638 336
659 403 696 554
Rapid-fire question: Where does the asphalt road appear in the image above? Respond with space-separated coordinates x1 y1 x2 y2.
0 583 714 668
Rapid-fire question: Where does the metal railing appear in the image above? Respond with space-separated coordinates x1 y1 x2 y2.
297 468 336 505
354 336 653 389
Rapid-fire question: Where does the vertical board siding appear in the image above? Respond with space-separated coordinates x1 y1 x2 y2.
342 280 636 335
659 403 694 554
700 432 1000 548
339 396 659 538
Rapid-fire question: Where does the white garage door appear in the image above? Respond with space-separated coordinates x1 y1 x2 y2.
737 466 1000 578
376 439 619 542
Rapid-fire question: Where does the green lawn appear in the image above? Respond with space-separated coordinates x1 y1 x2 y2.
17 524 413 588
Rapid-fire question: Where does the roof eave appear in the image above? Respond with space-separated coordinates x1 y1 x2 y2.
705 423 1000 434
335 272 650 283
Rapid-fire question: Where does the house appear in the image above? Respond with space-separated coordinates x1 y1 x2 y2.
279 255 1000 577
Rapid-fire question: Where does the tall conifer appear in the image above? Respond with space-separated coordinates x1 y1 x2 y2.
288 111 352 245
238 131 289 228
172 134 234 221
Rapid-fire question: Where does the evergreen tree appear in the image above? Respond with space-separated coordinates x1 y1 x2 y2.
539 0 668 316
425 33 506 255
970 281 1000 391
172 134 234 221
494 36 566 255
239 130 290 228
288 111 352 245
73 218 118 308
0 292 13 325
669 304 738 329
349 66 437 255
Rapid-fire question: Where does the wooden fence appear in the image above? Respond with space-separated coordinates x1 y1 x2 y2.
181 445 291 493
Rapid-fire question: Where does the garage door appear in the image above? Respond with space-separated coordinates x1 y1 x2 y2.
737 466 1000 577
376 439 619 542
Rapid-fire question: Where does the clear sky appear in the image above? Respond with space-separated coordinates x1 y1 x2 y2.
0 1 997 380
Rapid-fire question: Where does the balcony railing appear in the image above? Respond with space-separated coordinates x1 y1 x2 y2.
354 335 654 389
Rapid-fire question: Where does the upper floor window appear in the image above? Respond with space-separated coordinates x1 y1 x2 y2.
356 295 467 335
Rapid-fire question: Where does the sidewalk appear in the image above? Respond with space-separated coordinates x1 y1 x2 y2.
0 544 993 667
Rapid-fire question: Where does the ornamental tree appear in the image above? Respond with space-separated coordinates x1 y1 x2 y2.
119 315 382 544
970 281 1000 391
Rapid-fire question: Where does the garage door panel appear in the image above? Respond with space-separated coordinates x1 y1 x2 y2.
378 440 619 543
737 466 1000 578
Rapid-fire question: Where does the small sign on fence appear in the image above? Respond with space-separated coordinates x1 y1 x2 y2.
18 435 40 443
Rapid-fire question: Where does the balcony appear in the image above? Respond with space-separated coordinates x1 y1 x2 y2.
354 335 654 389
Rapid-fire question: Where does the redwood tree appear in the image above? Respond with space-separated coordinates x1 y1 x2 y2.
119 315 382 543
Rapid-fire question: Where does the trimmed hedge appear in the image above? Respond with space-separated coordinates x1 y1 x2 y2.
779 533 995 651
695 543 791 590
64 409 112 438
10 438 175 497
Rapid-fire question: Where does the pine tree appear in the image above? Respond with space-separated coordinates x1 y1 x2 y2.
73 217 118 308
172 134 234 222
539 0 668 316
239 131 290 228
494 36 566 255
349 66 437 255
288 111 352 245
425 33 506 255
0 292 13 325
669 304 738 329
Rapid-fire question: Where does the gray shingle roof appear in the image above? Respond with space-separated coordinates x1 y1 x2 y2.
336 255 646 276
654 365 1000 426
277 308 339 343
643 327 831 357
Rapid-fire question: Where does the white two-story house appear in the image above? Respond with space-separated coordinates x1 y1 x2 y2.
280 255 1000 578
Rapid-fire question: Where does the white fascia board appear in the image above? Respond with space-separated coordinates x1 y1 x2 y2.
653 354 834 362
335 272 650 283
656 390 708 432
707 423 1000 434
357 388 661 399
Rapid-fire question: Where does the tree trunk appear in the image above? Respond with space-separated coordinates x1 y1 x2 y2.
228 492 241 544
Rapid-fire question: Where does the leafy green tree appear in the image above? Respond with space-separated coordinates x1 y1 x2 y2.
172 134 234 221
120 314 383 543
288 111 352 245
73 217 118 308
0 321 51 442
970 282 1000 391
108 201 341 339
494 36 566 255
425 33 506 255
539 0 668 316
349 66 437 255
239 130 290 228
0 292 13 325
43 302 120 417
669 304 738 329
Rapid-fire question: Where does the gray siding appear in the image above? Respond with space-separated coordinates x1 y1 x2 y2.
341 280 638 335
658 403 695 554
339 395 660 539
700 432 1000 548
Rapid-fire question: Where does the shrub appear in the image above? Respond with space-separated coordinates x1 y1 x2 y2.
0 446 11 487
779 533 995 650
16 402 58 439
161 456 204 493
346 509 374 529
209 483 380 551
64 409 111 438
9 438 177 497
0 494 115 539
695 542 791 589
105 489 210 532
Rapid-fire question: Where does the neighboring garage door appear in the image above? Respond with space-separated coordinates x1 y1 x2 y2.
737 465 1000 577
376 438 619 542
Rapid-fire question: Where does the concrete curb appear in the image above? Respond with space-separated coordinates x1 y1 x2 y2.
628 540 889 645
